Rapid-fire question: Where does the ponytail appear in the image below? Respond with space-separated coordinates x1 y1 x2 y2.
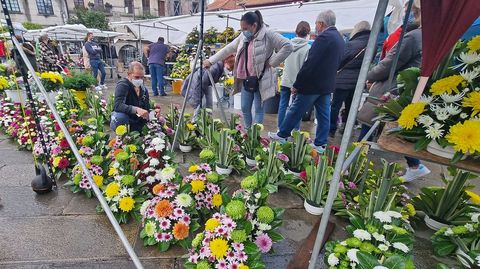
241 10 264 30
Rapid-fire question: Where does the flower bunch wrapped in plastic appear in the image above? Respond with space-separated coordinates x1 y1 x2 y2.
39 71 64 92
182 163 224 216
184 213 265 269
324 211 414 269
139 182 200 251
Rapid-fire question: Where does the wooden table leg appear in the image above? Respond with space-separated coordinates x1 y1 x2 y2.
287 216 335 269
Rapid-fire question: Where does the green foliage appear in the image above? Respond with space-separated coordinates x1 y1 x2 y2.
22 22 43 30
68 8 110 31
63 71 97 91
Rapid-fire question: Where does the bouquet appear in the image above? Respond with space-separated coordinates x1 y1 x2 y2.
39 71 64 92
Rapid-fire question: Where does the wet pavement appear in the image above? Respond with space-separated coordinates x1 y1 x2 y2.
0 79 466 268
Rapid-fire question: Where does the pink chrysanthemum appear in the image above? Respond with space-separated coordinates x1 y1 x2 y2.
255 234 273 253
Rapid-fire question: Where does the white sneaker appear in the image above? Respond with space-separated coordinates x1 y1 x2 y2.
403 164 431 182
100 84 108 90
268 132 287 143
310 143 327 154
95 86 103 91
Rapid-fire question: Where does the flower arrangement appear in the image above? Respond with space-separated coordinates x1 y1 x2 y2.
256 141 286 185
0 75 10 91
139 182 200 251
170 47 191 80
241 124 262 162
63 71 96 91
217 27 239 44
39 71 64 92
280 131 311 173
325 211 414 268
432 214 480 268
184 213 265 269
215 128 244 174
204 26 219 45
85 89 107 120
177 114 197 148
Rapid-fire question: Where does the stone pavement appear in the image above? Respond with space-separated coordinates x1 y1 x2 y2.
0 79 468 268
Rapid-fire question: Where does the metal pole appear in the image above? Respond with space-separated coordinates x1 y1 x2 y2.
386 0 413 89
199 0 205 107
170 39 203 151
307 1 389 268
207 69 228 122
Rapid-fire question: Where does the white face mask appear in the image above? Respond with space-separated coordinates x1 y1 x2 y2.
131 79 143 88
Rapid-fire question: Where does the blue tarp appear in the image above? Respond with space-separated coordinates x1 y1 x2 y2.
462 17 479 40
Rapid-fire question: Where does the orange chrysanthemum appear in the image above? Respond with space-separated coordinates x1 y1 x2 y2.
130 157 139 170
155 199 173 218
172 222 189 240
76 137 83 145
108 138 116 148
310 148 318 159
152 183 166 195
113 148 123 157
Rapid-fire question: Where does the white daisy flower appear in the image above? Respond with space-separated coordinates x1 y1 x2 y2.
374 211 392 223
346 249 359 263
392 242 410 253
110 204 118 212
327 253 339 266
119 188 128 197
160 166 176 181
113 162 120 168
378 244 389 251
457 52 480 67
151 137 164 145
373 266 389 269
353 229 372 241
258 223 271 231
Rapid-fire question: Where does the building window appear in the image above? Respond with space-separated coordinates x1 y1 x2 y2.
73 0 84 8
6 0 21 13
124 0 133 13
173 0 181 16
142 0 150 15
192 2 198 13
158 0 165 16
94 0 104 9
36 0 54 15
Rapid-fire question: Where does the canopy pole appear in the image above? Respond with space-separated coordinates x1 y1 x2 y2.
307 1 389 268
108 34 114 79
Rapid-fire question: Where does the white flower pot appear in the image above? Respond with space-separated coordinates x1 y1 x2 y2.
234 93 242 110
424 215 449 231
427 140 466 160
4 89 27 105
179 144 192 153
245 157 257 167
216 164 232 175
36 91 59 103
304 200 324 215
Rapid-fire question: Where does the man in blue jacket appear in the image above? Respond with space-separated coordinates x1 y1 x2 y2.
269 10 345 153
85 32 106 90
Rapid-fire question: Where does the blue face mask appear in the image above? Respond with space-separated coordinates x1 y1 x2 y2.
243 30 254 40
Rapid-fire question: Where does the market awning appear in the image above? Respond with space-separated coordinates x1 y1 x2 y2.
22 24 130 41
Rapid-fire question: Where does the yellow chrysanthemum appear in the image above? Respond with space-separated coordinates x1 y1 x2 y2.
191 180 205 193
108 167 118 176
463 91 480 116
209 238 229 259
115 125 127 136
466 190 480 205
398 102 427 130
93 175 104 187
300 131 310 139
429 75 465 96
105 182 121 198
186 123 195 131
446 120 480 153
118 196 135 212
239 265 249 269
188 165 199 173
52 157 61 167
212 194 223 207
205 218 220 231
467 35 480 53
128 144 137 153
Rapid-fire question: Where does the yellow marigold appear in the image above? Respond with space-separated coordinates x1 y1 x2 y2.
128 144 137 153
466 190 480 205
467 35 480 53
429 75 464 96
118 196 135 212
108 167 118 176
463 91 480 116
188 165 199 173
105 182 121 198
398 102 427 130
446 120 480 153
93 175 104 187
115 125 127 136
191 180 205 193
212 194 223 207
205 218 220 231
209 238 229 259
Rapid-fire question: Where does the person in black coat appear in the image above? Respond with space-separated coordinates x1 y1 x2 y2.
269 10 345 153
111 61 151 132
330 21 371 137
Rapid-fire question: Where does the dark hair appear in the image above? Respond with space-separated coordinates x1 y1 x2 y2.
158 37 165 43
241 10 264 29
295 21 311 38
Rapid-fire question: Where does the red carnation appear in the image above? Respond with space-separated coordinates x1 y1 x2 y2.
299 171 307 182
60 139 69 149
148 150 160 158
58 158 70 169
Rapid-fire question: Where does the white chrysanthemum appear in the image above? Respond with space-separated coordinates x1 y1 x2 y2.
440 92 465 103
175 193 193 207
146 176 155 184
327 253 339 266
110 204 118 212
471 213 480 223
465 223 475 232
392 242 410 253
458 52 480 66
119 188 128 197
417 115 434 126
340 241 347 246
127 188 134 196
160 166 176 181
476 255 480 265
378 244 389 251
445 104 462 115
383 225 393 230
435 108 450 121
346 249 359 263
140 200 150 216
163 155 171 161
461 69 480 82
373 266 389 269
258 223 272 231
444 228 454 236
374 211 392 223
151 137 164 146
425 123 445 140
113 162 120 168
150 158 160 167
420 95 434 104
387 211 403 219
353 229 372 241
372 232 386 242
460 113 469 119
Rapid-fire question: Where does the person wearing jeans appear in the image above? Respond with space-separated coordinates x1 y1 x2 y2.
277 21 311 131
241 87 264 128
84 32 106 90
144 36 169 96
269 10 344 153
90 59 106 87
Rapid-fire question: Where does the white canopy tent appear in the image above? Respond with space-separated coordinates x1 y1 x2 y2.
23 24 130 41
110 0 379 44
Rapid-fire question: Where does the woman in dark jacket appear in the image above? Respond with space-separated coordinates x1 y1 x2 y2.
329 21 371 137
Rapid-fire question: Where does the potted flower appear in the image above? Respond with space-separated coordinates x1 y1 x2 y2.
63 71 97 109
242 124 262 166
177 117 196 153
256 141 286 186
281 131 310 176
35 71 64 102
3 75 27 104
412 168 478 230
214 128 235 175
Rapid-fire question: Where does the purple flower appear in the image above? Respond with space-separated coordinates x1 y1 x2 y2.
338 181 345 190
255 233 273 253
348 182 357 190
276 153 289 163
166 128 174 136
233 144 241 152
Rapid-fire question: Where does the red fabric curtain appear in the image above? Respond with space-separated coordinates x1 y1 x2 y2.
420 0 480 77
